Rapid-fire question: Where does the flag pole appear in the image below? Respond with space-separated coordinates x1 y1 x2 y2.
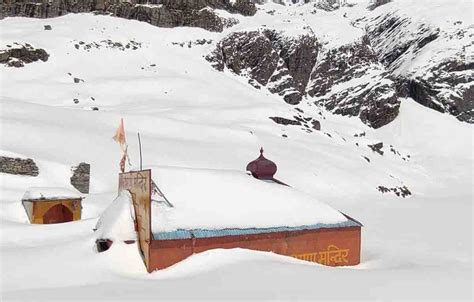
137 132 143 170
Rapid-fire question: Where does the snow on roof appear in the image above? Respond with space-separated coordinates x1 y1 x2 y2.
95 191 137 242
150 166 349 234
22 187 82 201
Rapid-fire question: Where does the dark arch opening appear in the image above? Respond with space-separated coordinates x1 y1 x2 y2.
43 204 73 224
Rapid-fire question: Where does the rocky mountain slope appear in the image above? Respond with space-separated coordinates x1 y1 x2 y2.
0 0 256 32
364 1 473 123
2 0 471 127
207 0 472 127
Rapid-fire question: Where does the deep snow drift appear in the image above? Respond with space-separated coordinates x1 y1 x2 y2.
0 0 472 301
95 191 136 242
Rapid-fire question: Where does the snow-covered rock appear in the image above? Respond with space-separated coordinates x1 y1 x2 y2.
207 29 318 105
307 36 399 128
363 0 473 123
0 43 49 68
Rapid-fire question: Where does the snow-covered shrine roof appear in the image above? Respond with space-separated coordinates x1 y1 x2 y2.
22 187 82 201
149 166 360 238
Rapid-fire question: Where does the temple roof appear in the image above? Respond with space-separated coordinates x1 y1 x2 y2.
148 166 351 234
22 187 82 201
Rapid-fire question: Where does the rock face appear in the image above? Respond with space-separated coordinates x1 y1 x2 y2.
0 44 49 67
208 2 471 128
70 163 91 194
207 29 318 105
307 37 400 128
0 0 256 32
3 0 470 127
0 156 39 176
105 2 225 32
209 30 399 127
366 9 473 123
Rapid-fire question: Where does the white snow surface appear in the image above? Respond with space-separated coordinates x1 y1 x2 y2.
95 191 137 242
151 166 347 233
0 1 472 301
364 0 473 77
22 186 82 200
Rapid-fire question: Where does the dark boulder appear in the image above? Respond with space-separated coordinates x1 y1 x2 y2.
0 44 49 67
269 117 301 126
368 142 384 155
311 119 321 131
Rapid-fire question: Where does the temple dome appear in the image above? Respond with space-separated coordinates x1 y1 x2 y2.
246 148 277 180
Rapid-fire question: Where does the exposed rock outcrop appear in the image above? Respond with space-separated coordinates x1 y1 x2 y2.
0 44 49 67
368 142 384 155
207 2 471 128
269 116 301 126
207 29 318 105
0 0 256 32
377 185 412 198
73 39 142 51
269 114 321 131
366 10 473 123
209 29 399 127
307 38 400 128
263 0 348 11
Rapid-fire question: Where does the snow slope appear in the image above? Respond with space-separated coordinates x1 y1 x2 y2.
0 3 472 301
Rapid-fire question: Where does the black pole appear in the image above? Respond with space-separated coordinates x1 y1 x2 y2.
138 132 143 170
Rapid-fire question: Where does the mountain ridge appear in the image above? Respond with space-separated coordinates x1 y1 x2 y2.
1 0 472 126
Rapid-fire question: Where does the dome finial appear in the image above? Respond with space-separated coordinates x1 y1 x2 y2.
246 147 277 180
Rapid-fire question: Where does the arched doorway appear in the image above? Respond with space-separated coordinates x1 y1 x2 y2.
43 204 73 224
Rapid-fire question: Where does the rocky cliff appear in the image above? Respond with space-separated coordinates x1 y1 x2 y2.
0 0 256 32
208 26 401 128
307 37 400 128
207 1 472 127
365 8 473 123
2 0 471 127
207 29 318 105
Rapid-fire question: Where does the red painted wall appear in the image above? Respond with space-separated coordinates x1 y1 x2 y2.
148 226 361 272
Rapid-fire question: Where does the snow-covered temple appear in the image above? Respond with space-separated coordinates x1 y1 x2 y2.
22 187 82 224
113 149 362 272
